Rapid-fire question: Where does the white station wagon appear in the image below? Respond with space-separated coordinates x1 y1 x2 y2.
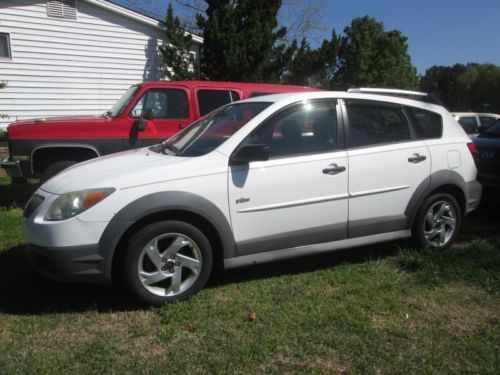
24 89 482 305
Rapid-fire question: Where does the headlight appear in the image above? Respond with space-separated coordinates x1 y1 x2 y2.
46 188 115 221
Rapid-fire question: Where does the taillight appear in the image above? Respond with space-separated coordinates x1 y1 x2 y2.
467 142 479 166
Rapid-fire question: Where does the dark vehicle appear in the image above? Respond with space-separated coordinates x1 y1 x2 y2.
474 119 500 201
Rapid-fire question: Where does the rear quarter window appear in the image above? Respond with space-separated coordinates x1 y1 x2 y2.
406 106 443 139
197 90 241 116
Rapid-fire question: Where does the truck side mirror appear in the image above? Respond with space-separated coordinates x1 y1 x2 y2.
134 109 154 131
142 109 154 121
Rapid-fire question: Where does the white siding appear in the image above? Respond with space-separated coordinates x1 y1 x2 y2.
0 0 199 129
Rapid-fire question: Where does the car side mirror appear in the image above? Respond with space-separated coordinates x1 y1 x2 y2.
230 144 269 165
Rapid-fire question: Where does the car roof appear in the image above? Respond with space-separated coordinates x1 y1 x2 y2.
241 91 447 112
138 80 322 92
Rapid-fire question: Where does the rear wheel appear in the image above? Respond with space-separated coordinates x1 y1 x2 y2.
412 193 461 250
41 160 76 182
123 221 213 306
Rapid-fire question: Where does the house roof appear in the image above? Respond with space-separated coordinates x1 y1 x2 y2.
84 0 203 44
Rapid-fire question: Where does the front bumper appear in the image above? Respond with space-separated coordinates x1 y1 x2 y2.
26 243 109 284
1 157 27 179
23 188 114 284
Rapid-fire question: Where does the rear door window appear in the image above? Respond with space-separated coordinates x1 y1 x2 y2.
197 90 241 116
346 101 411 148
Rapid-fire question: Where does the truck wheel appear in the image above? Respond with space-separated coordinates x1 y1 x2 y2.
41 160 76 182
412 193 462 250
123 221 213 306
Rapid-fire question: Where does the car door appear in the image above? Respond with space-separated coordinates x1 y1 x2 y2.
127 86 194 147
343 99 431 238
228 100 349 255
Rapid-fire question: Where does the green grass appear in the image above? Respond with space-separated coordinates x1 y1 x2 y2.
0 176 499 373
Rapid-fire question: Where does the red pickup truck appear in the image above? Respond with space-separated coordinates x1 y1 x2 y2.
2 81 320 181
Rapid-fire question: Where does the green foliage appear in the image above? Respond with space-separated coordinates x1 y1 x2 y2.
159 3 197 80
332 16 417 90
196 0 285 82
397 239 500 295
194 4 416 89
0 176 499 373
420 63 500 112
283 32 339 87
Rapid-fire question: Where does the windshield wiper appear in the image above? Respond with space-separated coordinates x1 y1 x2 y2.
162 143 181 156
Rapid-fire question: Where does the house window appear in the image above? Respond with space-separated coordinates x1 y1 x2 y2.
47 0 77 20
0 33 11 59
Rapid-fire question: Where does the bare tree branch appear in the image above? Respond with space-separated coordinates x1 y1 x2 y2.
279 0 328 44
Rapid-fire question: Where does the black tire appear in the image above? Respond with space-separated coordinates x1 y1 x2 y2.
41 160 76 182
12 176 27 184
123 220 213 306
411 193 462 250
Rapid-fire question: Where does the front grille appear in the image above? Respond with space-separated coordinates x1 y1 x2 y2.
24 195 45 219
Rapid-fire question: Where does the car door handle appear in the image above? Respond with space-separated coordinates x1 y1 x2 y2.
322 164 346 175
408 154 427 163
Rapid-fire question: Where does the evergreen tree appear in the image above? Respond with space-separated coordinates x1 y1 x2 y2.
420 63 500 112
197 0 284 82
284 31 339 87
332 16 417 90
159 3 197 80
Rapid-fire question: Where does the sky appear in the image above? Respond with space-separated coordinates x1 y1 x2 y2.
113 0 500 75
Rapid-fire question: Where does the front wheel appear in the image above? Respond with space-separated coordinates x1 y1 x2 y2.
123 221 213 306
412 193 462 250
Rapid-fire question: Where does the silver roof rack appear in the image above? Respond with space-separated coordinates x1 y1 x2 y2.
347 87 443 106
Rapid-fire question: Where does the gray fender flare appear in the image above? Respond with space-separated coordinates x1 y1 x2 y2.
98 191 236 280
405 169 466 227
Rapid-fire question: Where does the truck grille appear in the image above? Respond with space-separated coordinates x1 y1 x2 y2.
24 195 45 219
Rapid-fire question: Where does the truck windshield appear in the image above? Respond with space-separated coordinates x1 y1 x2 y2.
153 102 272 157
107 85 140 117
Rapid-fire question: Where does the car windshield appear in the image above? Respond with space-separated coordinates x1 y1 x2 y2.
107 85 140 117
152 102 272 157
485 120 500 137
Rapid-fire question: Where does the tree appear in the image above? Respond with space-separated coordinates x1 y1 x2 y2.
196 0 285 82
332 16 417 90
174 0 327 43
159 3 197 80
420 63 500 112
283 32 339 87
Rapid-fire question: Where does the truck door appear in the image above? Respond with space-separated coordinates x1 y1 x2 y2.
126 87 194 148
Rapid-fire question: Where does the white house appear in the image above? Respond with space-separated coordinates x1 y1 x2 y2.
0 0 202 129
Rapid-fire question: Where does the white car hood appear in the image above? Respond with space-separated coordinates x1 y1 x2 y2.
41 148 193 194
